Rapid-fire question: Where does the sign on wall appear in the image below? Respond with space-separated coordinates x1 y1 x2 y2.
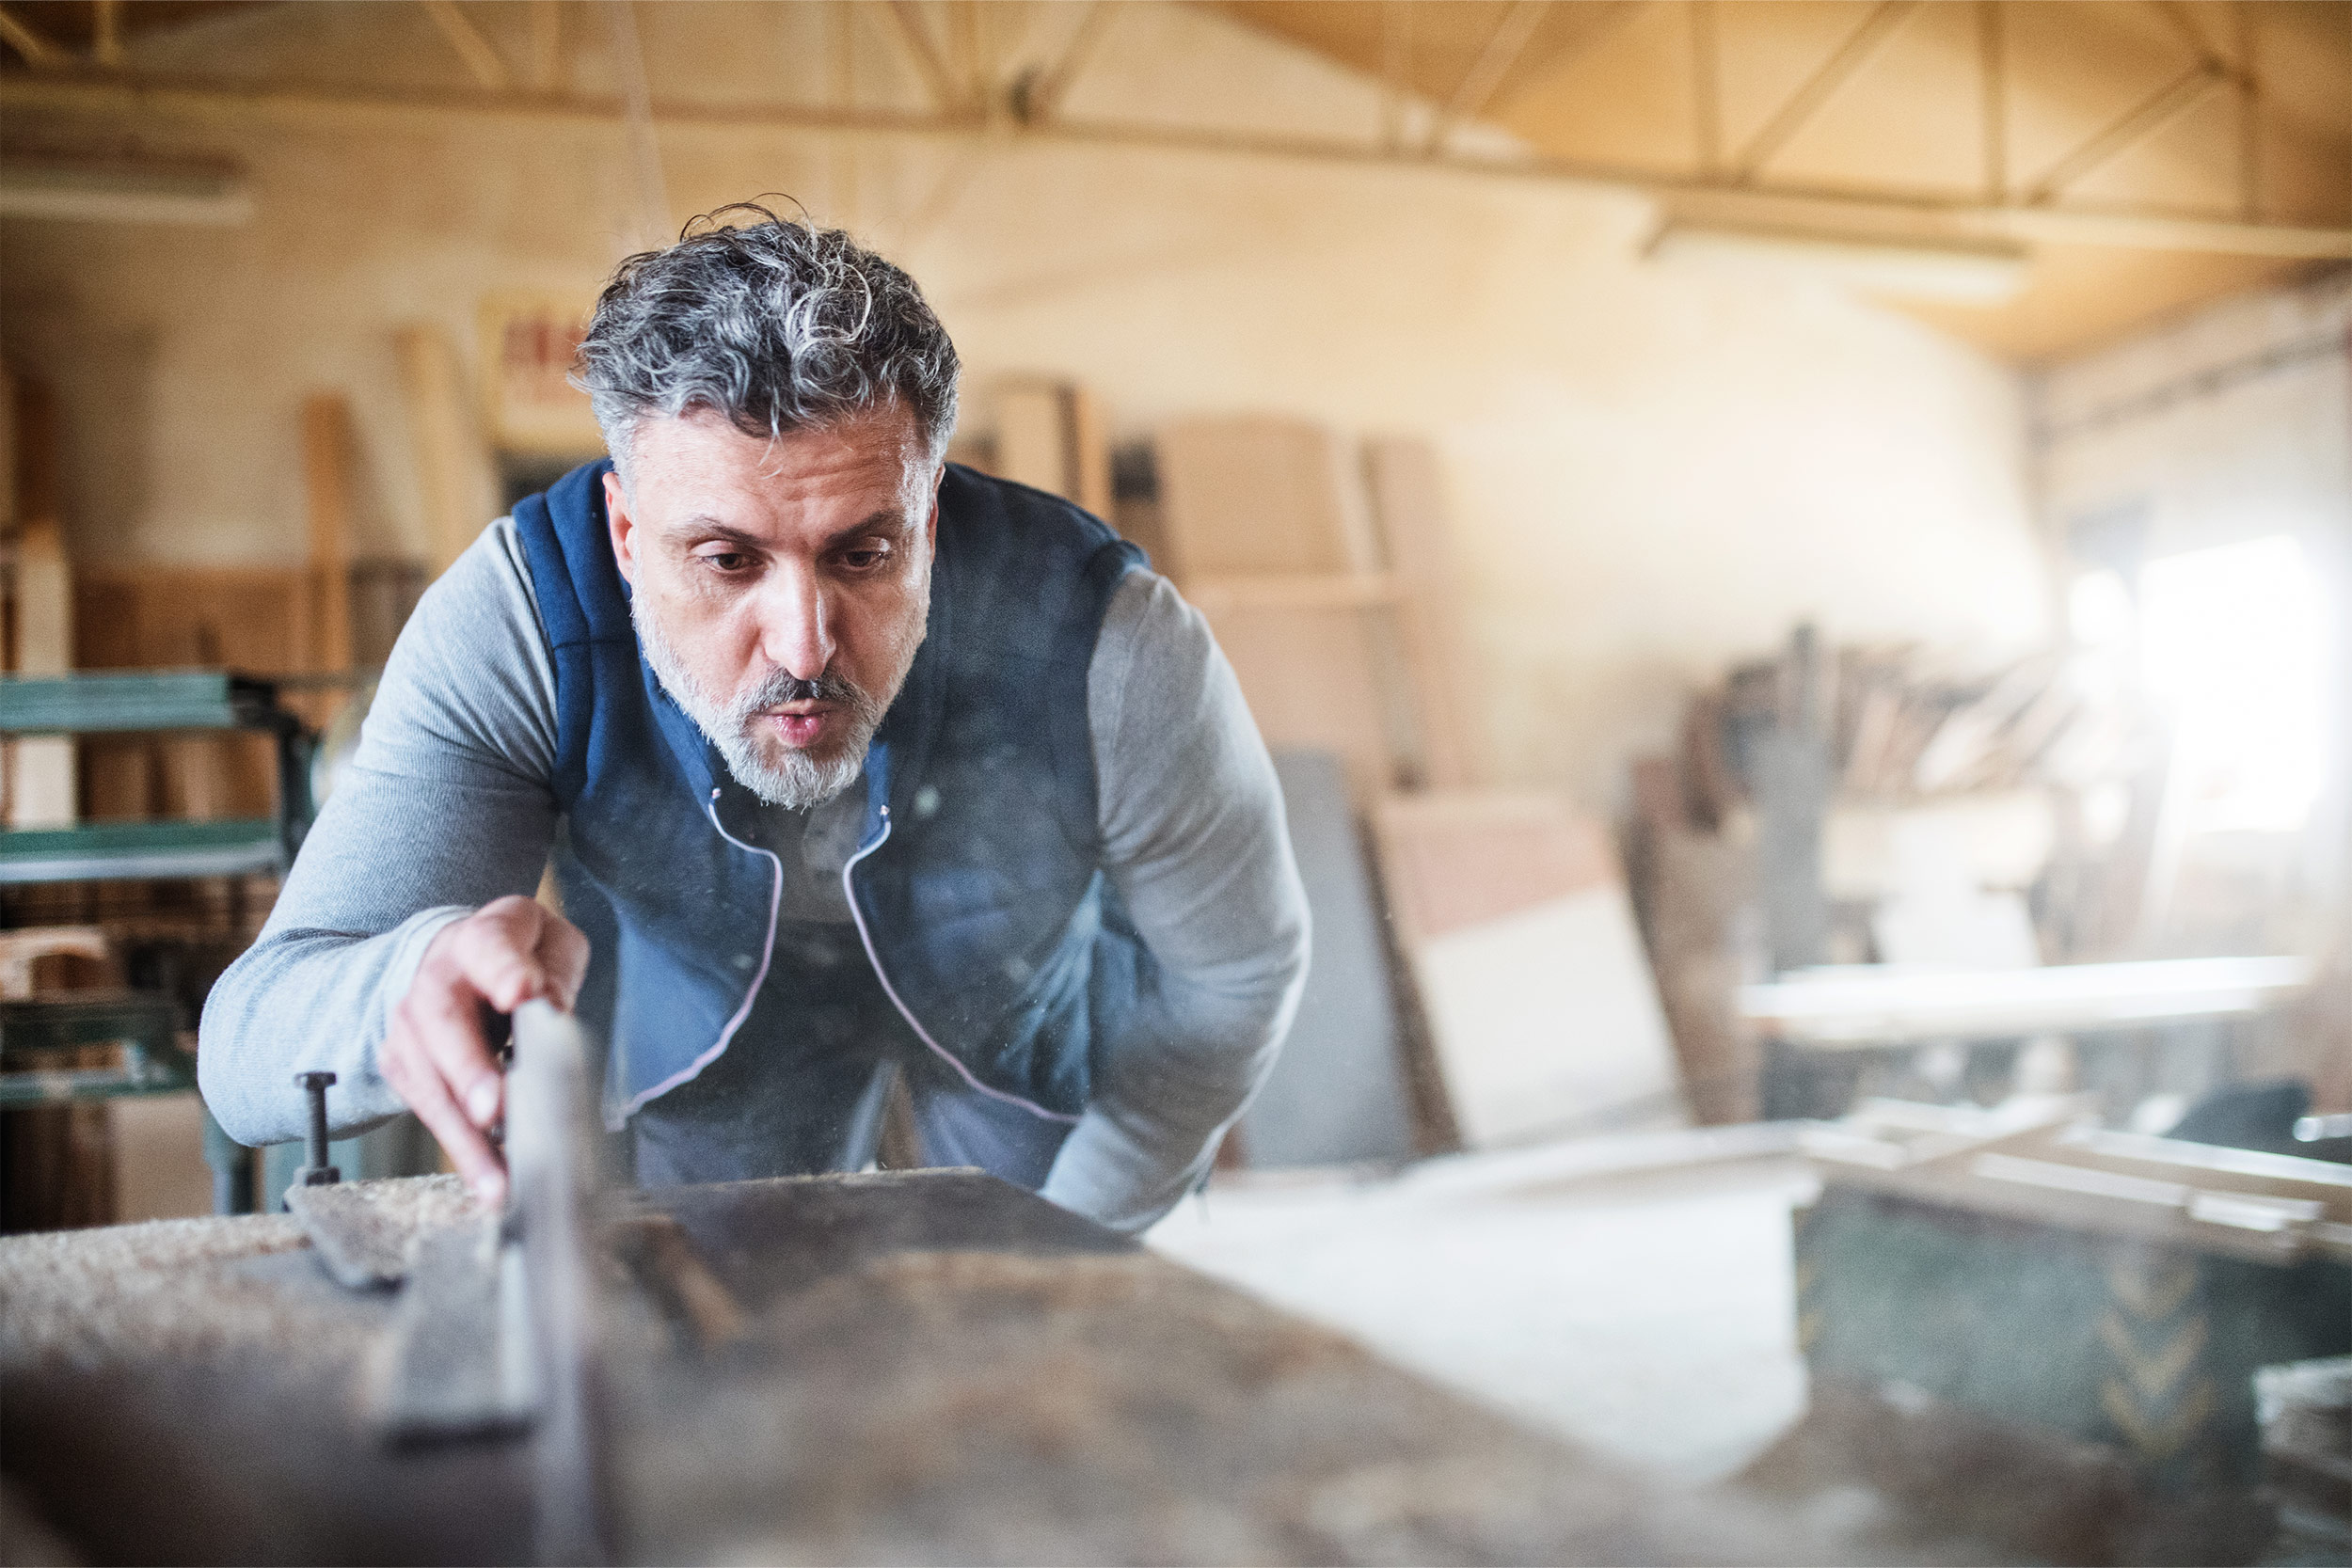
478 293 603 457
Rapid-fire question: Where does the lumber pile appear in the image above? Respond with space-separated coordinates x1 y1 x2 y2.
1626 626 2164 1123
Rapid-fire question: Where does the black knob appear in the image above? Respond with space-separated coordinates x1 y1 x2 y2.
294 1070 340 1188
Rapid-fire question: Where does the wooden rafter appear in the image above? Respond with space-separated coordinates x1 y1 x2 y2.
1379 0 1410 152
528 0 561 93
1978 0 2004 202
1019 1 1115 126
2150 0 2221 70
5 59 2344 262
883 0 967 115
92 0 121 68
2025 59 2226 205
2233 1 2259 222
1733 0 1919 182
1690 0 1718 175
421 0 509 91
0 4 63 69
1423 0 1550 155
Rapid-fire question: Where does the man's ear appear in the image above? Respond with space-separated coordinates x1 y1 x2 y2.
603 470 638 586
925 463 944 551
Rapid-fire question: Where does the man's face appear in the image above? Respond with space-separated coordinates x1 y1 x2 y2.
606 404 940 808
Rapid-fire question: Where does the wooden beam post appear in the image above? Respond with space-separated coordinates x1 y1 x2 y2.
302 395 356 710
394 326 500 578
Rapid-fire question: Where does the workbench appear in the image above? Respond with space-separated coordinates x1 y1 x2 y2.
2 1169 1726 1565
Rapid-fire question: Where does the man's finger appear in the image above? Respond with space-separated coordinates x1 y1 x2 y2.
448 905 552 1014
383 1018 508 1205
405 963 508 1132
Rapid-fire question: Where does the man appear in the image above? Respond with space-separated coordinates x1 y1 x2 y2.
200 212 1309 1231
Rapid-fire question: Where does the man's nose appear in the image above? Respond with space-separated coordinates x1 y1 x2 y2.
756 563 834 681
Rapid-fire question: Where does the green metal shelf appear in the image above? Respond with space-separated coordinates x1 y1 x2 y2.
0 990 195 1108
0 819 285 884
0 670 298 736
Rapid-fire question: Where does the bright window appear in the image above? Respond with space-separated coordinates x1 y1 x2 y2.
2137 534 2331 834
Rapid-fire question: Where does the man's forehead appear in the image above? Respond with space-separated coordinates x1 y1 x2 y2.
629 404 931 499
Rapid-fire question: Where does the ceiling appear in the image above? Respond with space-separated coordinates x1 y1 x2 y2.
1209 0 2352 361
4 0 2345 363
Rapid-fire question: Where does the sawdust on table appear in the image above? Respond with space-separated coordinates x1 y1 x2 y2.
286 1173 479 1287
0 1212 373 1377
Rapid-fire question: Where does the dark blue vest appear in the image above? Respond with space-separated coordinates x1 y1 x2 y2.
510 459 1147 1130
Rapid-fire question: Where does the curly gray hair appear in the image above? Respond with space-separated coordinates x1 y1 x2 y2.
576 204 960 483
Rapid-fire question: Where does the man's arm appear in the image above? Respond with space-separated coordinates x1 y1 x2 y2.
1036 569 1311 1231
198 521 565 1172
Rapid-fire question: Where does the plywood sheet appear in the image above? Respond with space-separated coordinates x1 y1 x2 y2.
1154 415 1376 579
1239 751 1414 1167
1363 436 1482 788
1375 792 1686 1148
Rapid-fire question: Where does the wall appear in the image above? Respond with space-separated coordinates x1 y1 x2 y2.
0 0 2052 807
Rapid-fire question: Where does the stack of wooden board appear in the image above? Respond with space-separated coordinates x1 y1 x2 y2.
1152 414 1688 1158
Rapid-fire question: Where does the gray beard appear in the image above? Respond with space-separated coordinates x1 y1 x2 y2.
633 601 886 811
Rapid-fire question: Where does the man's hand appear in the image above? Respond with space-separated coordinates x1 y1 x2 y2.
384 896 589 1206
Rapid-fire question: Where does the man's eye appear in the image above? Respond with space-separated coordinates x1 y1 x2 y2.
701 551 751 573
840 546 891 571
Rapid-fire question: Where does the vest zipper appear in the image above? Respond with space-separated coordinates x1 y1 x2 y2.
607 789 786 1129
843 808 1080 1125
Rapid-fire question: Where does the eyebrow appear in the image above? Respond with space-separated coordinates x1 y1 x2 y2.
664 509 910 551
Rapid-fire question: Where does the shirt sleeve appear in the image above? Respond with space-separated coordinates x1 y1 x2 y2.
1035 569 1311 1230
197 518 562 1148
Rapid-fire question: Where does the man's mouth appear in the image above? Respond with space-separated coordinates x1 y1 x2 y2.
760 705 836 748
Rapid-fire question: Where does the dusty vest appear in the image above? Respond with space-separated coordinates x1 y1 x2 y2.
510 459 1146 1128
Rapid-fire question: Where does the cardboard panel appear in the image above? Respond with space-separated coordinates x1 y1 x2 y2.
1239 751 1414 1167
1154 415 1376 579
1203 603 1395 806
1376 792 1687 1148
73 566 310 819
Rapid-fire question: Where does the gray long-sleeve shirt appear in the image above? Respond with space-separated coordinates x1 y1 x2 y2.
199 517 1309 1230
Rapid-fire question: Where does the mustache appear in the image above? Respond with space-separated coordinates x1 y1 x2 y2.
731 667 882 724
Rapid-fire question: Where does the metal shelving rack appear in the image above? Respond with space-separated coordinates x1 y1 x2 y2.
0 670 315 1212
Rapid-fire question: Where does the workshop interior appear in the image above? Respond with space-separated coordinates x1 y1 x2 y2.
2 2 2349 1564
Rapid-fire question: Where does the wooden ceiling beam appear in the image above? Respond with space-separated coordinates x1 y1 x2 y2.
5 66 2343 261
420 0 509 91
2025 59 2226 205
0 4 64 69
1733 0 1919 183
91 0 120 67
1424 0 1550 155
1017 1 1116 126
882 0 968 115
